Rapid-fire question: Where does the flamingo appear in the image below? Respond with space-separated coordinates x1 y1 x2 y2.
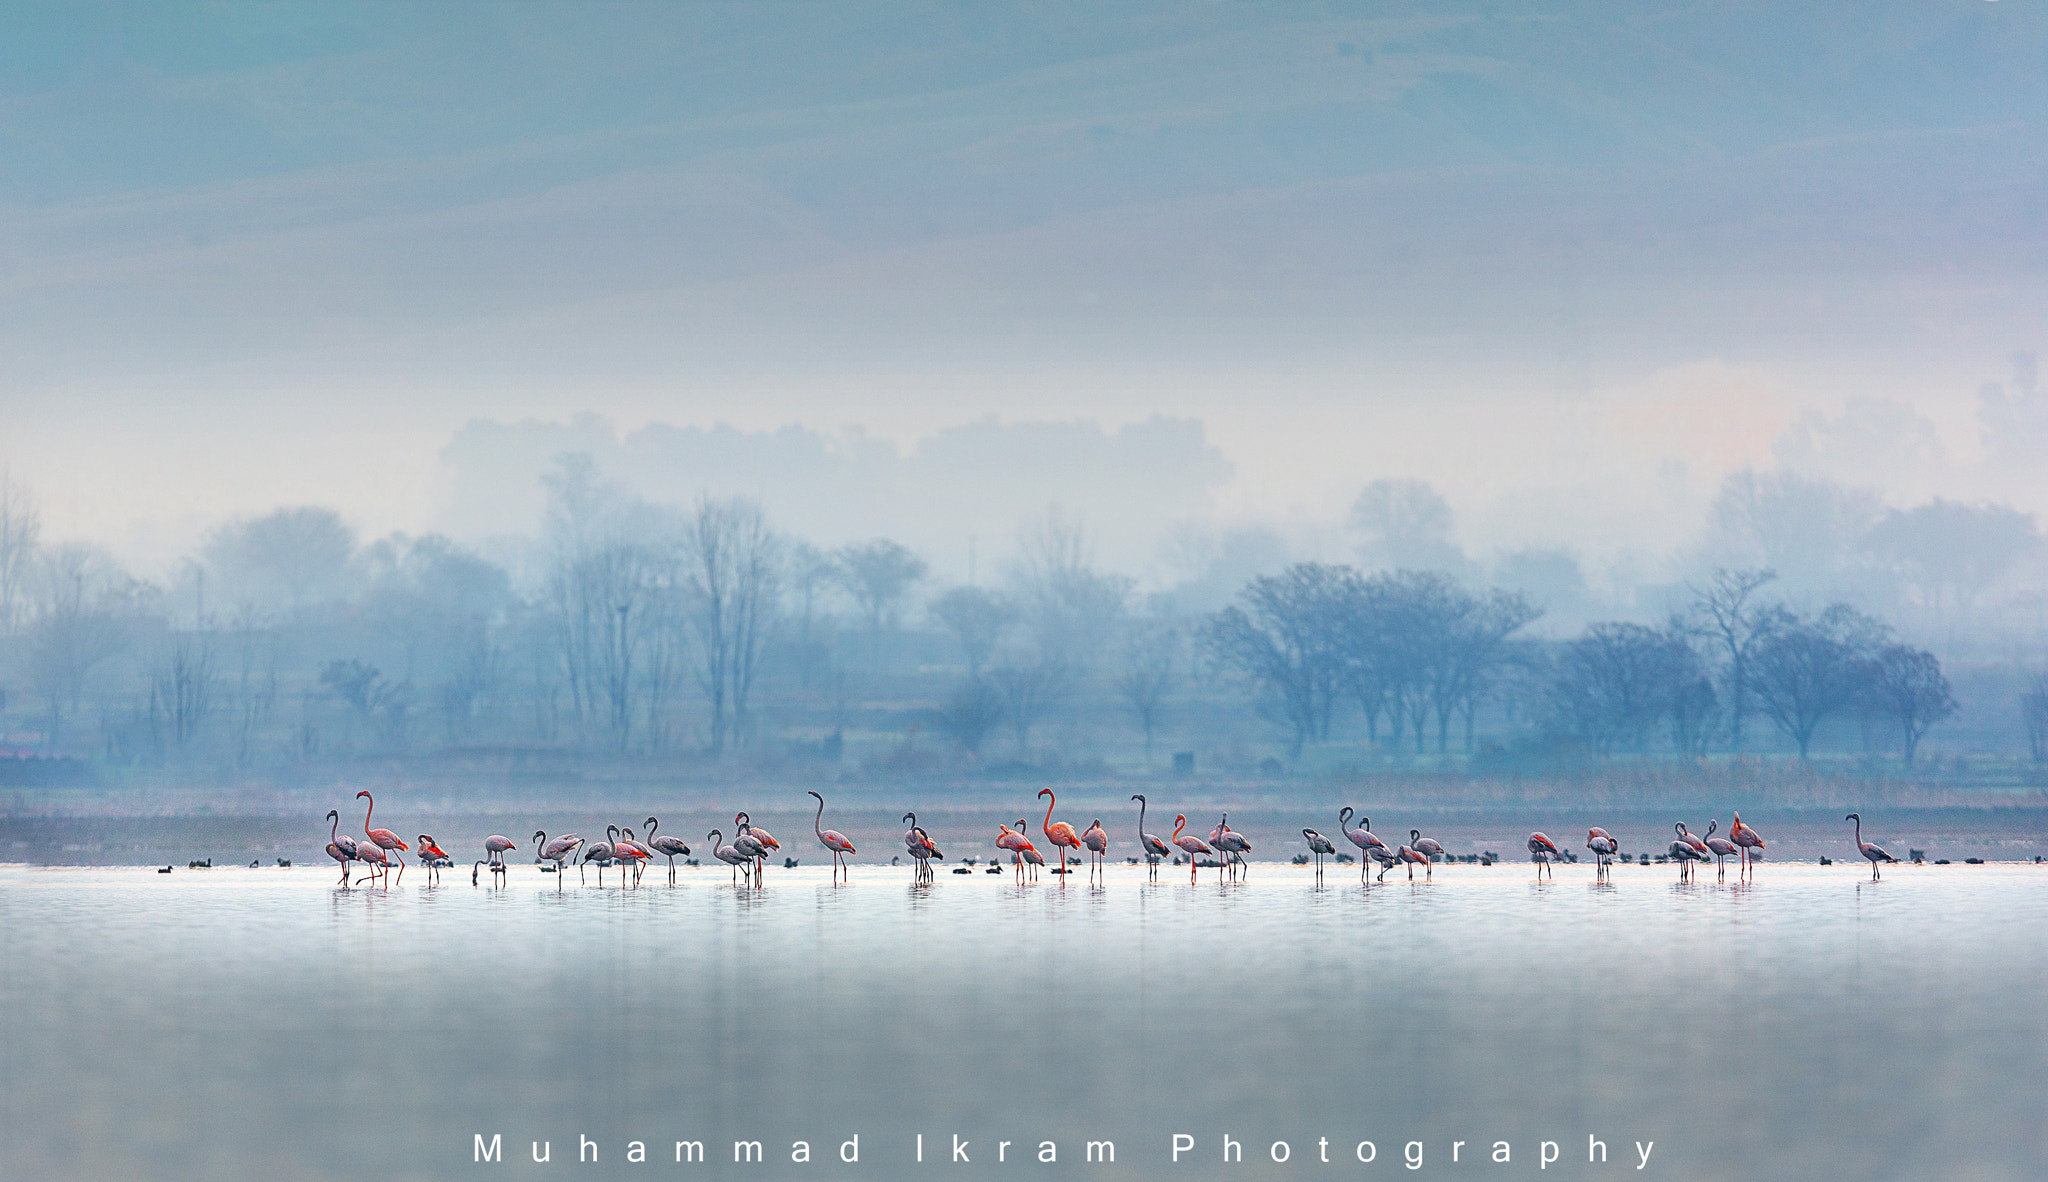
1038 789 1082 879
1339 808 1388 883
809 791 856 881
1586 827 1618 878
353 838 391 885
325 810 358 885
1214 814 1252 879
914 826 944 872
580 834 615 885
535 831 584 889
1701 820 1739 878
731 827 768 885
737 812 779 880
644 818 691 884
1170 814 1213 883
1675 823 1713 877
1018 840 1046 881
1409 828 1445 869
356 791 410 884
1667 830 1706 880
1131 794 1173 878
482 833 518 878
1080 819 1108 876
1729 811 1766 873
614 827 653 886
1527 831 1563 878
1301 828 1337 879
1847 813 1897 879
996 821 1037 881
417 834 452 885
1366 844 1398 882
1395 841 1431 881
708 829 752 884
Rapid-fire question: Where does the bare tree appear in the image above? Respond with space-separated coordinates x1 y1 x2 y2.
932 677 1005 757
1012 507 1132 671
1203 563 1353 755
989 658 1070 756
1680 567 1778 751
784 541 841 691
1859 644 1956 765
148 631 216 752
929 585 1014 679
24 544 138 750
680 496 781 754
0 469 40 637
1543 623 1705 756
1115 623 1177 761
835 538 927 671
1746 605 1886 759
203 506 358 618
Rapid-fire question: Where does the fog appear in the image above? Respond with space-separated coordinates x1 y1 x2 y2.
2 2 2046 801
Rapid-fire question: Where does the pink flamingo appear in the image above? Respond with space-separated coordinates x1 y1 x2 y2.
1339 808 1388 883
1729 811 1766 873
1527 831 1563 878
809 791 856 880
1847 813 1897 880
614 827 652 886
353 837 391 885
1395 841 1431 881
1080 819 1108 876
356 791 410 884
482 833 518 878
996 821 1037 881
1667 826 1707 880
324 810 358 885
1170 814 1213 883
1038 789 1082 880
1586 827 1618 878
417 834 452 885
1676 822 1713 877
1131 794 1172 878
1409 829 1446 867
902 812 943 880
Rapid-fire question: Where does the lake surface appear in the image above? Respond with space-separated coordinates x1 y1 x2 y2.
2 860 2044 1180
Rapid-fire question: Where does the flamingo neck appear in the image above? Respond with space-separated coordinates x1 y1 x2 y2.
1043 793 1055 829
813 795 825 838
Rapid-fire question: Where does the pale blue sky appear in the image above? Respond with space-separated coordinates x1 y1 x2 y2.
3 1 2044 574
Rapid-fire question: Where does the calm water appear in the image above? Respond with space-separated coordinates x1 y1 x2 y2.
2 861 2044 1180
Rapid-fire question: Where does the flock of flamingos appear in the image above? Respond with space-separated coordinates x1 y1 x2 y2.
324 788 1909 889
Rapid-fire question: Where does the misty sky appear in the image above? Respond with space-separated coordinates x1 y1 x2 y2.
5 1 2045 581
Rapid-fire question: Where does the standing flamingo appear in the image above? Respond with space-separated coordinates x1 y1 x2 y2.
1214 815 1252 879
1301 828 1337 879
356 791 410 884
1846 813 1897 879
1340 809 1388 883
1667 828 1706 880
1729 811 1766 873
1131 794 1172 878
1527 831 1563 878
1170 815 1213 883
1080 819 1108 877
1409 829 1446 870
1701 820 1739 878
353 838 391 885
731 826 768 885
1395 840 1431 881
736 812 779 882
482 833 518 878
903 813 942 880
535 831 584 889
325 810 358 885
580 833 615 885
644 818 691 884
1367 843 1398 882
417 835 452 885
809 791 856 881
708 829 752 884
1586 827 1618 879
996 821 1037 881
1676 822 1713 877
614 827 652 886
913 826 944 877
1038 789 1082 879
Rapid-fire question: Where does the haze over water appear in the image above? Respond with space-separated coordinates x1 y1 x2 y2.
3 862 2042 1181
